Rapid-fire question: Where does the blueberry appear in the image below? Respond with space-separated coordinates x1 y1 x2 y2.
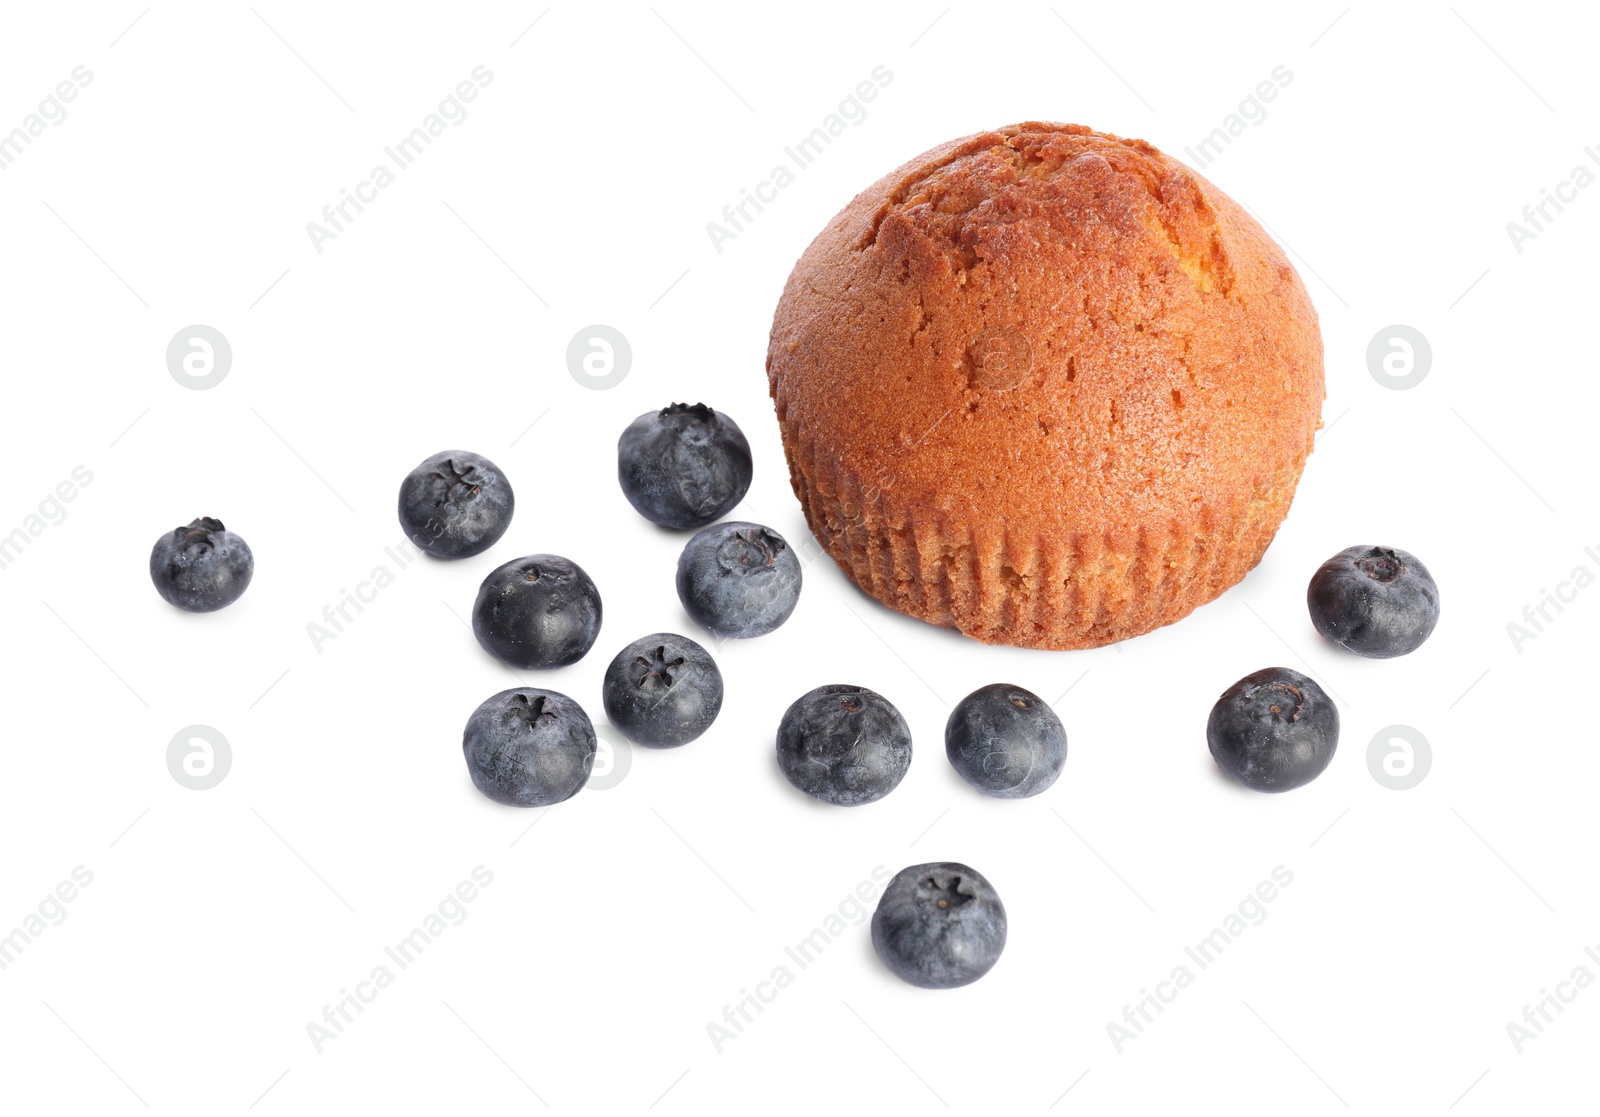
945 684 1066 799
149 517 254 612
871 863 1007 989
617 403 752 529
676 521 802 638
1207 667 1339 793
602 632 724 748
472 554 602 669
776 684 911 805
398 450 514 559
462 687 597 806
1308 545 1440 658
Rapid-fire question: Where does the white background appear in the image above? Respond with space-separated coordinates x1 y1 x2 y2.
1 2 1595 1113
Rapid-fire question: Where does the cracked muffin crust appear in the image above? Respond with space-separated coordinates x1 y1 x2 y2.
766 123 1324 650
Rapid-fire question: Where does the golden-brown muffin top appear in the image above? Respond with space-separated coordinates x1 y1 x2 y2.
768 122 1323 540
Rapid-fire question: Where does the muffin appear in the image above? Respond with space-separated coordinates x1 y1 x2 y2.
767 123 1323 650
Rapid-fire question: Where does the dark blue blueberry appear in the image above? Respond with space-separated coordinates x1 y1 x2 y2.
1207 667 1339 793
945 683 1066 799
776 684 911 806
617 403 752 529
149 517 253 612
872 863 1007 989
398 450 514 559
472 554 601 669
462 687 596 806
1308 545 1440 658
676 521 801 639
602 632 724 748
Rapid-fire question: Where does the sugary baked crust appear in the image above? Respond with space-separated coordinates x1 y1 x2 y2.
767 123 1324 649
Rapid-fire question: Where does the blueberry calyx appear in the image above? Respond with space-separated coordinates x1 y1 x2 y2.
507 692 558 726
920 873 975 911
662 401 716 423
634 645 686 689
1250 681 1305 724
179 517 225 548
1356 547 1403 584
430 458 483 502
719 527 784 573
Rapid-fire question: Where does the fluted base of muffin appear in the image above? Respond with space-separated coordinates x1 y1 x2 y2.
777 421 1305 651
